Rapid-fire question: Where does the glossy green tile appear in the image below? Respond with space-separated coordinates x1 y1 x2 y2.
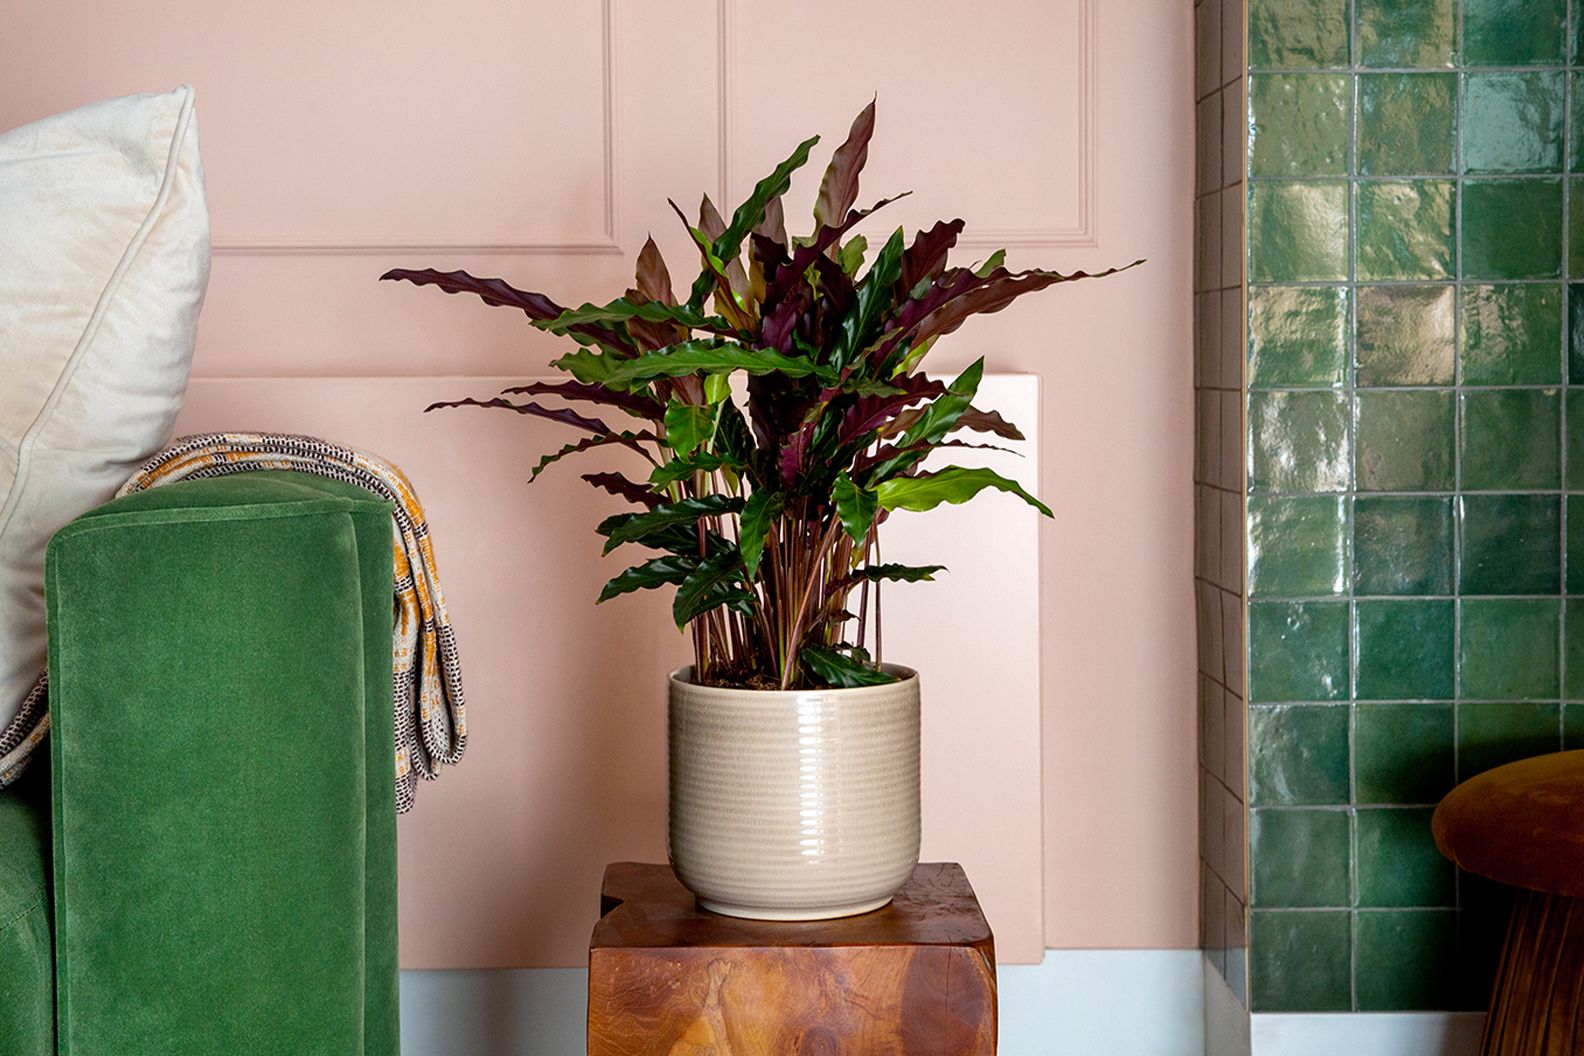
1459 389 1561 491
1249 910 1353 1011
1249 182 1351 282
1463 73 1564 175
1459 599 1561 699
1462 180 1565 280
1250 75 1352 177
1459 495 1561 595
1354 497 1454 595
1249 0 1351 69
1569 284 1584 382
1251 809 1351 907
1356 286 1455 386
1358 0 1457 67
1357 910 1459 1010
1357 808 1456 907
1248 286 1350 388
1355 390 1455 492
1566 704 1584 749
1462 0 1565 66
1249 391 1351 493
1355 600 1455 700
1572 75 1584 173
1249 496 1349 597
1356 181 1456 281
1460 702 1562 776
1249 601 1350 702
1249 705 1351 805
1358 74 1456 176
1568 392 1584 489
1459 285 1563 385
1572 180 1584 280
1565 602 1584 699
1569 496 1584 594
1356 703 1456 803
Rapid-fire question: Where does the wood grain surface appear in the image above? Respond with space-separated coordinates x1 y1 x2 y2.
588 863 997 1055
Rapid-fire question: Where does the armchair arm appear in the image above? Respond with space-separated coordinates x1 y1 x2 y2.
45 471 398 1056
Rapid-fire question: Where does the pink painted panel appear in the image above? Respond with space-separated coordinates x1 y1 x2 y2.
174 374 1044 967
8 0 1199 955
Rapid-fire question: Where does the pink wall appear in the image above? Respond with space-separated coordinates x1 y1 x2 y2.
4 0 1197 958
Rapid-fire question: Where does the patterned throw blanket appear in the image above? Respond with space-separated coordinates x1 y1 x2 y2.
0 433 467 812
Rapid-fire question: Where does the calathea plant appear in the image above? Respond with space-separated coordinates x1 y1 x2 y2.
384 101 1137 690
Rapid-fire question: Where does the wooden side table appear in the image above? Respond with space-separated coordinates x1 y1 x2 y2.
587 862 997 1055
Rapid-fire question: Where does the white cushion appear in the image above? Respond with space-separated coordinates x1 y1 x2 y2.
0 87 210 742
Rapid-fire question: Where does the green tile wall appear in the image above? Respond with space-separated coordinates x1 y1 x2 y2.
1196 0 1250 1008
1241 0 1576 1014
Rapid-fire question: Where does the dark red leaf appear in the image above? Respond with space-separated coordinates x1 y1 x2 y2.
953 406 1026 441
635 237 676 306
382 267 633 352
813 99 876 229
497 380 664 420
425 396 615 436
581 472 663 508
897 219 966 296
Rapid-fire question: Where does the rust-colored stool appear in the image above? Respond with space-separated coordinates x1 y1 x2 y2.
1434 750 1584 1055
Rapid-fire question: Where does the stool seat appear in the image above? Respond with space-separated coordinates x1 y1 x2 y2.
1433 750 1584 898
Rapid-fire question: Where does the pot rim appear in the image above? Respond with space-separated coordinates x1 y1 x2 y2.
669 663 918 700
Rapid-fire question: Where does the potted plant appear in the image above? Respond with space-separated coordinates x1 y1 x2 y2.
384 101 1135 920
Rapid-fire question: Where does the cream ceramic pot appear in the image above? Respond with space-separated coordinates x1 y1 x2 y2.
667 664 921 920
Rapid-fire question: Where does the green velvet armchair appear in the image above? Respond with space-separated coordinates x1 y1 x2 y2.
0 472 401 1056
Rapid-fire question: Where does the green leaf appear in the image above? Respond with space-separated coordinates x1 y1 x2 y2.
737 489 782 578
649 451 729 487
598 555 698 603
664 400 719 456
876 466 1053 518
672 550 757 627
847 563 946 584
833 471 878 542
830 227 905 372
597 494 744 553
800 644 896 688
973 249 1007 277
836 235 868 276
598 341 835 386
900 357 984 448
703 372 733 404
550 347 626 386
539 297 729 336
688 133 823 307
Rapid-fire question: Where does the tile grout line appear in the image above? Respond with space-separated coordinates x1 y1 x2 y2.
1347 0 1361 1013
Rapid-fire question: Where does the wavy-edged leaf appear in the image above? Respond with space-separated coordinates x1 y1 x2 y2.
833 471 878 542
753 194 787 246
581 472 663 508
910 259 1145 346
649 451 729 487
529 430 660 482
673 550 756 627
900 357 984 447
897 219 965 297
669 198 748 321
599 341 834 386
973 249 1007 277
539 296 733 337
597 494 744 553
699 195 748 296
839 562 946 587
954 406 1026 441
763 194 910 309
381 267 632 352
664 399 720 456
598 554 698 603
498 380 663 420
425 395 615 435
688 133 822 307
876 466 1053 518
829 227 905 372
800 643 895 688
813 98 876 229
836 235 868 276
737 489 782 578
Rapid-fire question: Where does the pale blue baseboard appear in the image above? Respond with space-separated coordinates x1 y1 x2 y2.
399 949 1205 1056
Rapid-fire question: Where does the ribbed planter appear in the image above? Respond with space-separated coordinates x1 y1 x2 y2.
667 665 921 921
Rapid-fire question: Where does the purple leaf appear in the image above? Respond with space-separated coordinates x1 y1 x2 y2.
581 472 663 507
897 219 965 296
813 99 876 229
497 380 664 420
425 395 616 436
382 267 633 352
635 236 676 306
